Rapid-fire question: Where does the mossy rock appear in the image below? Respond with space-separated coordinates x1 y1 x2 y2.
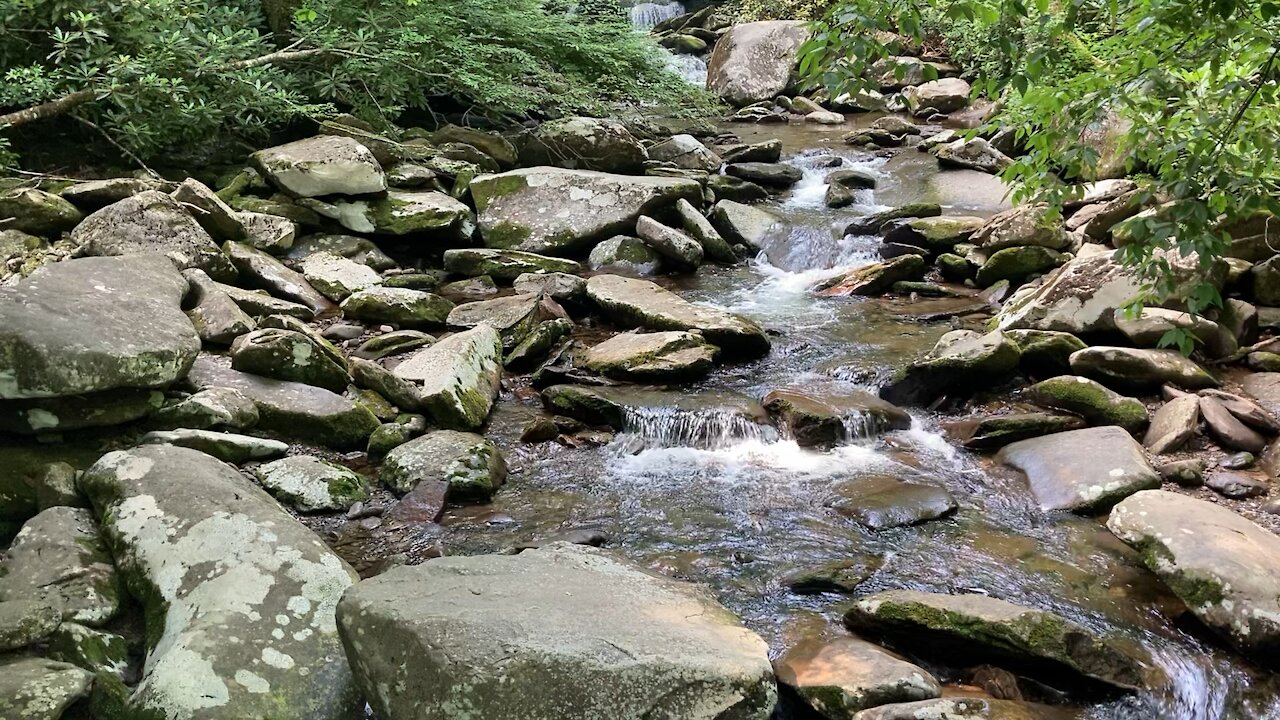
1023 375 1148 431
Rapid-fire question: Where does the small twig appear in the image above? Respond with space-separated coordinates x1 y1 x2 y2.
71 114 160 179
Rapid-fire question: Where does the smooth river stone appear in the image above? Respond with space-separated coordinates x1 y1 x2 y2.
996 426 1160 513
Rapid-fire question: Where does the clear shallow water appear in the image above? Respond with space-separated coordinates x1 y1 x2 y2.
440 119 1280 719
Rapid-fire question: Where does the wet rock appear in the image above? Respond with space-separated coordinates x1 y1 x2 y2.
0 187 84 235
231 328 351 392
883 216 985 252
649 134 723 172
636 215 704 269
775 637 941 717
588 235 663 276
513 271 588 304
520 415 560 444
1199 395 1268 452
725 162 804 188
763 388 912 446
947 412 1087 450
830 475 957 529
448 293 564 349
70 190 235 280
1070 346 1217 392
285 233 396 272
1142 395 1200 454
845 204 942 236
392 325 503 430
904 77 971 115
442 248 580 281
933 138 1012 174
583 330 717 382
1005 330 1086 378
852 698 1079 720
183 268 256 345
880 330 1021 406
251 135 386 197
381 430 506 501
815 255 927 297
255 455 370 513
140 428 288 463
1023 375 1149 432
225 241 336 316
340 286 453 329
845 590 1159 692
975 246 1067 287
542 384 769 432
710 200 781 250
1108 490 1280 662
0 657 94 719
0 599 61 650
0 255 200 399
81 445 361 719
587 274 769 359
299 251 382 302
186 356 379 448
707 20 809 105
972 204 1069 252
782 555 882 595
518 117 648 173
997 425 1160 512
337 543 776 720
0 507 121 626
471 167 699 255
506 318 575 370
719 139 783 165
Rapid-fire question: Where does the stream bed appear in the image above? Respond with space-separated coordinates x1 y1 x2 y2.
434 119 1280 719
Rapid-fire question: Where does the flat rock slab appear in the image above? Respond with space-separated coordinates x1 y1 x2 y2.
775 637 940 716
586 274 769 359
471 167 701 255
844 590 1161 692
1143 394 1200 454
1107 490 1280 662
82 445 361 719
337 543 776 720
442 247 580 281
0 507 121 626
582 330 718 382
391 325 503 430
185 355 378 449
830 474 957 529
997 426 1160 513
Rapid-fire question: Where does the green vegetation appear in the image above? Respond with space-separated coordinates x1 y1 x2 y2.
0 0 708 166
802 0 1280 335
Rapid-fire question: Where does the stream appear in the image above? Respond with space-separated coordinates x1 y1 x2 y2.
439 120 1280 718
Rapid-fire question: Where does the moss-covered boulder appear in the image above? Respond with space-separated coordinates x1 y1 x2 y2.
880 330 1021 406
588 235 663 276
996 425 1160 512
845 590 1161 692
518 117 648 173
471 168 700 255
0 657 94 719
1107 490 1280 663
341 286 454 329
582 330 717 382
884 215 985 252
380 429 506 500
1069 346 1217 392
945 412 1087 450
251 135 386 197
975 246 1068 287
336 543 776 720
230 328 351 393
1023 375 1148 431
1005 329 1086 379
255 455 370 513
47 622 131 678
391 325 503 430
0 187 83 235
442 248 580 281
0 507 122 627
301 190 475 240
762 388 911 446
972 203 1069 252
81 445 362 719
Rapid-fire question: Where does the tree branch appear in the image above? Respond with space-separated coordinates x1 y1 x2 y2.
0 89 97 129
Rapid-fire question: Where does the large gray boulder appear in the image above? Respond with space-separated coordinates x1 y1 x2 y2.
707 21 810 105
0 254 200 399
70 190 237 281
903 77 972 115
391 325 503 430
997 426 1160 513
993 249 1143 334
446 293 563 349
0 506 122 627
251 135 386 197
582 330 718 382
336 543 775 720
1069 346 1217 391
471 168 701 255
518 117 649 174
1108 490 1280 662
301 190 475 238
586 274 769 359
81 445 361 719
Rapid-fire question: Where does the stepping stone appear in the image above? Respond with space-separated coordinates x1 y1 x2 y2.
140 429 289 464
775 637 941 717
996 426 1159 513
582 331 717 382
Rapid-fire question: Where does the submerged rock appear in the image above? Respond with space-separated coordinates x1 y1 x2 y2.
707 20 810 105
81 445 361 719
1108 490 1280 663
830 474 958 529
0 254 200 399
845 590 1160 692
775 637 941 717
380 430 506 500
996 426 1160 513
336 543 775 720
392 325 503 430
586 275 770 359
471 167 700 255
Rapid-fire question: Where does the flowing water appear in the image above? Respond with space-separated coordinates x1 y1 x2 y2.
442 120 1280 718
629 1 687 30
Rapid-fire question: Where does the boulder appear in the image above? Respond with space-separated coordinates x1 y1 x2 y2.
1023 375 1148 431
586 274 770 358
541 384 769 432
1205 471 1268 498
636 215 704 268
1199 395 1268 452
993 251 1147 334
431 125 518 168
588 235 663 275
0 506 121 626
81 445 361 719
231 328 351 392
336 543 776 720
0 254 200 399
225 241 336 317
251 135 386 197
883 216 985 252
45 622 130 678
845 590 1159 692
814 255 927 297
720 139 783 165
518 117 648 173
903 77 972 114
61 177 173 208
172 178 247 241
150 387 259 431
0 657 93 719
675 198 737 264
1115 307 1235 359
0 599 60 651
1142 394 1200 453
391 325 503 430
299 251 382 302
285 233 396 271
782 556 882 595
238 210 296 253
648 134 723 172
934 138 1012 174
710 200 781 250
582 330 717 382
972 205 1069 253
762 388 911 446
975 246 1067 287
381 430 506 500
254 455 370 513
830 475 958 529
340 286 454 329
1006 329 1087 378
997 426 1160 512
301 190 475 239
869 56 928 89
471 168 700 255
706 21 809 105
183 268 256 345
447 293 564 349
1107 490 1280 662
852 697 1081 720
880 330 1021 406
70 190 236 281
0 387 164 435
185 356 379 448
845 204 943 236
725 162 804 188
1069 346 1217 391
0 187 84 236
775 637 941 717
513 271 587 304
707 175 770 204
442 248 580 281
505 318 574 370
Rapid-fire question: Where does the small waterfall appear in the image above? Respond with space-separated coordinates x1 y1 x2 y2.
840 411 887 440
630 1 686 30
616 405 778 451
664 51 708 86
